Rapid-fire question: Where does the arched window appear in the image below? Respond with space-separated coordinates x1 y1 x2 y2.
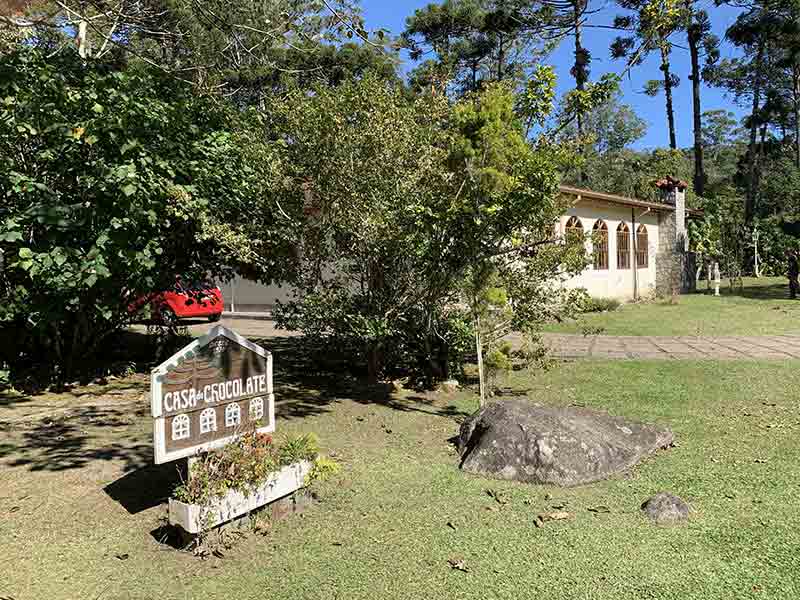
617 223 631 269
250 397 264 422
593 220 609 270
225 403 241 428
636 225 649 268
565 216 583 239
171 414 190 441
199 408 217 434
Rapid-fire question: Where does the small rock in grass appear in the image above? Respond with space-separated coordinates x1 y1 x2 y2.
641 492 690 525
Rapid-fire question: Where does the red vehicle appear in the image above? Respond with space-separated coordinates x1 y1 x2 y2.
129 278 224 324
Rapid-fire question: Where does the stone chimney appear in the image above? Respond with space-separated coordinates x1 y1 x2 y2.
654 177 694 296
655 176 689 251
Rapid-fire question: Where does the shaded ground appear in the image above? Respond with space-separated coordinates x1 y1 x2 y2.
2 347 800 598
545 276 800 337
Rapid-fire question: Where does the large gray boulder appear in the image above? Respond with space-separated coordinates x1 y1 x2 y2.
457 399 674 486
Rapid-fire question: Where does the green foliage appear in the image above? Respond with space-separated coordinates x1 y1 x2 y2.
0 48 260 377
563 147 696 204
173 432 326 506
270 76 587 385
278 433 320 465
306 455 342 485
483 342 513 393
561 92 647 154
581 297 622 313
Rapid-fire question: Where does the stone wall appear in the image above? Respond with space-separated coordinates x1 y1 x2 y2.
655 182 696 297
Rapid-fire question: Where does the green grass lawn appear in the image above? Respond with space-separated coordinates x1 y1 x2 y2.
544 276 800 337
2 352 799 599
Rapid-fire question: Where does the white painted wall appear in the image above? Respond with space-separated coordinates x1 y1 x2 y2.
559 199 662 300
218 277 296 313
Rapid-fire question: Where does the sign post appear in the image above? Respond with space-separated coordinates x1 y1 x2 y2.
150 325 275 465
151 326 314 535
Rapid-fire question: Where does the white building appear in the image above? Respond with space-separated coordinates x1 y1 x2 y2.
558 180 696 300
220 179 696 311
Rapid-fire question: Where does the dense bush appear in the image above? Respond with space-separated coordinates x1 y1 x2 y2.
0 49 261 379
270 78 587 387
581 297 622 313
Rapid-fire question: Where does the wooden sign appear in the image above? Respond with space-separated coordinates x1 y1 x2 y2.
151 326 275 464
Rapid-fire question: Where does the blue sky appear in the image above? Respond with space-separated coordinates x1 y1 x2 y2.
361 0 747 150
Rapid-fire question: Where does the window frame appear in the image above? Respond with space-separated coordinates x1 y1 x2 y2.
171 414 190 441
616 222 631 270
250 397 264 421
225 403 241 428
565 216 584 238
592 220 609 270
636 224 649 268
199 407 217 434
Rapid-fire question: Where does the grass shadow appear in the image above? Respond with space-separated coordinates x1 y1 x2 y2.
1 406 152 473
254 336 472 421
698 280 795 302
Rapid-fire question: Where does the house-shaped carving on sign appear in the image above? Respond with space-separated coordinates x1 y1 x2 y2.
151 325 275 464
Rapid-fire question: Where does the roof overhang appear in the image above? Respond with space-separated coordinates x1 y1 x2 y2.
559 185 703 217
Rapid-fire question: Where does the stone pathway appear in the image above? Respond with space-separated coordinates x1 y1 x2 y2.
180 318 800 361
542 333 800 360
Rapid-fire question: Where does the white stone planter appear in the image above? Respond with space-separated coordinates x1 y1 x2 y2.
169 460 313 534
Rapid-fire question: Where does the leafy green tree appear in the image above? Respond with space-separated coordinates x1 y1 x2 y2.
706 1 787 222
268 76 587 388
1 1 392 98
560 92 647 155
0 48 262 378
700 109 746 191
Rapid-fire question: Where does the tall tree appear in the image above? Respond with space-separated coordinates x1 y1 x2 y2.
0 0 393 98
683 2 719 196
707 2 785 222
402 0 562 95
611 0 683 149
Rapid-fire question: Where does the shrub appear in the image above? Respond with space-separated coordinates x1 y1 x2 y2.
581 297 621 313
0 48 262 380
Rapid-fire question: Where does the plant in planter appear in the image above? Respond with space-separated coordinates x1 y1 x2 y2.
170 431 338 534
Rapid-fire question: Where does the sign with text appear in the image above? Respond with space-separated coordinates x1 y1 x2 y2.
151 326 275 464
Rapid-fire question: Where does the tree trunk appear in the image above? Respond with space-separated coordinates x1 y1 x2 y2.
497 33 504 81
746 40 766 225
366 343 382 382
573 1 587 184
474 314 486 408
794 64 800 169
687 11 705 196
660 44 678 150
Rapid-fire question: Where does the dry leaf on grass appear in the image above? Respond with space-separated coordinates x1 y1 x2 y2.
538 511 571 522
485 489 509 505
447 558 469 573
